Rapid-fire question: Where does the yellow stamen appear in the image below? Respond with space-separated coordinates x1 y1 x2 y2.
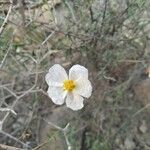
63 80 75 92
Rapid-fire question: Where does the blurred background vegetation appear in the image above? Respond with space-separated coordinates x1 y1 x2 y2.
0 0 150 150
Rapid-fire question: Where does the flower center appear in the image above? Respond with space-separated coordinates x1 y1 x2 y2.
63 80 75 92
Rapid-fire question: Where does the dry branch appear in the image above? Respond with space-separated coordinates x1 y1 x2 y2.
0 144 25 150
0 0 13 36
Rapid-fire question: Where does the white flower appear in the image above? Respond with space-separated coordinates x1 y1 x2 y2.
45 64 92 111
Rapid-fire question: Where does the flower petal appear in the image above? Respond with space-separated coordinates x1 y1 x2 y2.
45 64 68 86
74 78 92 98
47 87 67 105
66 93 84 110
69 65 88 80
